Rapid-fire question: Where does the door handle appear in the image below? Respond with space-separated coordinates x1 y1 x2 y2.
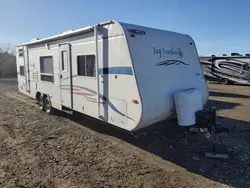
60 74 62 79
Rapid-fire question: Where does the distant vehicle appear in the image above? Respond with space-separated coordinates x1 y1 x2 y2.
200 56 250 84
16 20 208 131
231 52 241 56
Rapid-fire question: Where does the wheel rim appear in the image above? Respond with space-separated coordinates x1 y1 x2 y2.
39 97 43 109
221 79 228 84
45 99 51 113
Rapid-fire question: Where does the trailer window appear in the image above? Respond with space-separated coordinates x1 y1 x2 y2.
77 55 96 77
61 51 68 71
20 66 25 76
243 63 249 71
40 56 54 82
18 49 23 57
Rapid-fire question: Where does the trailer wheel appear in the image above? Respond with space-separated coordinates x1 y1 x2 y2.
220 78 228 85
44 96 55 115
38 95 45 111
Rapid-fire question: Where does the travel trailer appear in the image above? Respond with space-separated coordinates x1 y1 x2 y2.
16 20 208 131
200 56 250 84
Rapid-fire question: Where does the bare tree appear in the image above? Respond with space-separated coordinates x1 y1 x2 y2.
0 43 16 78
0 43 15 55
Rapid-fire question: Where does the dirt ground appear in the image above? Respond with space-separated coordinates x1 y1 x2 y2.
0 80 250 188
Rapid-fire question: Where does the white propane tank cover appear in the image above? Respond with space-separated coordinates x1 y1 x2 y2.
174 88 203 126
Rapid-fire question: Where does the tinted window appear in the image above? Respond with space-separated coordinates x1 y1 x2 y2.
40 56 54 82
20 66 25 76
77 55 95 77
18 49 23 57
61 51 68 71
243 63 249 71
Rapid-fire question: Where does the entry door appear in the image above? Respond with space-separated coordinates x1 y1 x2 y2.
59 44 73 109
241 63 250 83
23 46 31 92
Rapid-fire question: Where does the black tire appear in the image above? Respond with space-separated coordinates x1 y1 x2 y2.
44 96 55 115
220 78 228 85
38 95 45 111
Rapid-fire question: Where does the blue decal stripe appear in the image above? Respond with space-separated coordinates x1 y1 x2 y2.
99 67 133 75
70 85 126 116
61 85 135 121
61 85 97 96
156 60 189 66
62 67 133 81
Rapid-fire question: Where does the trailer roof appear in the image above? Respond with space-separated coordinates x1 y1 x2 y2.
18 20 114 47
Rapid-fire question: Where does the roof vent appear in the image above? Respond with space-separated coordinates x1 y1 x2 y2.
62 30 74 34
30 38 40 42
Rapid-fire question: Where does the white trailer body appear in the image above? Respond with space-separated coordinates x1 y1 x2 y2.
16 20 208 131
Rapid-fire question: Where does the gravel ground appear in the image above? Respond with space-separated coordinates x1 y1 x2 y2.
0 79 250 188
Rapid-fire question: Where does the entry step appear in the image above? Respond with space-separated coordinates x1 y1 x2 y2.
62 106 73 115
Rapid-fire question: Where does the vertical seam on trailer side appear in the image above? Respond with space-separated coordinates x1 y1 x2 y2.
187 35 209 104
118 22 143 131
27 46 31 93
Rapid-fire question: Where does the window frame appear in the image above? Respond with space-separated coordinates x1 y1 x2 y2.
77 54 96 79
61 50 68 72
18 49 23 57
39 55 54 83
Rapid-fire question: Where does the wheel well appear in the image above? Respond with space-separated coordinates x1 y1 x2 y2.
36 92 48 101
36 92 41 101
43 94 48 100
